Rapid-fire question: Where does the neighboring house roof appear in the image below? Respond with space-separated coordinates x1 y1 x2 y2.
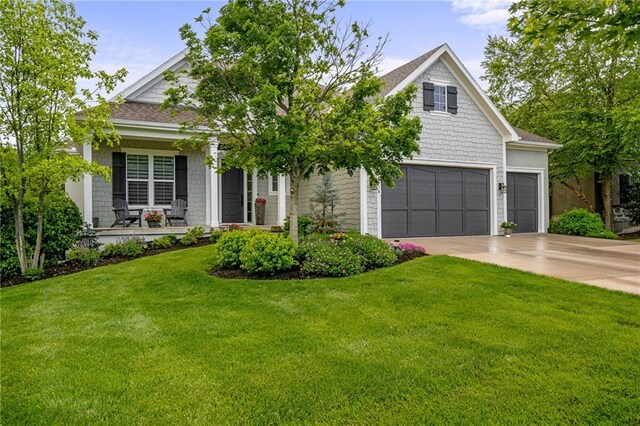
109 101 198 125
513 127 556 145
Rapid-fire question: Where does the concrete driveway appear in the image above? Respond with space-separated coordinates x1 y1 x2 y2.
397 234 640 295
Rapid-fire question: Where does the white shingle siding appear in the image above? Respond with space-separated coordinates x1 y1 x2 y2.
367 58 507 235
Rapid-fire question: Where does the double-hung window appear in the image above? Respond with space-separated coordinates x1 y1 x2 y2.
434 85 447 112
126 153 174 206
269 174 279 194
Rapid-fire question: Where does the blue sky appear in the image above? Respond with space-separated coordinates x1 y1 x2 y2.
73 0 511 94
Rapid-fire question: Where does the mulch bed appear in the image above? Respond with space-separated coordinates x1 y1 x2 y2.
619 231 640 241
208 250 428 280
1 238 214 288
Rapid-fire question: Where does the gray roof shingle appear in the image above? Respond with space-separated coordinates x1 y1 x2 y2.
513 127 557 144
108 101 199 125
378 45 443 97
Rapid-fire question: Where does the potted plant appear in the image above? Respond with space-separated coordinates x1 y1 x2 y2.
255 197 267 225
145 211 163 228
500 221 517 237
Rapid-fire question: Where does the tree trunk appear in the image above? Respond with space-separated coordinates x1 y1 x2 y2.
560 180 594 211
601 175 614 230
13 203 28 273
31 190 46 269
290 175 300 244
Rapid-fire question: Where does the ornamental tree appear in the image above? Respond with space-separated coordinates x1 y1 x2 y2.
164 0 421 242
0 0 126 275
483 0 640 229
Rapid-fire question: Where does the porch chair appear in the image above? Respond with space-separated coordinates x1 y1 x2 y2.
163 199 188 226
111 199 143 228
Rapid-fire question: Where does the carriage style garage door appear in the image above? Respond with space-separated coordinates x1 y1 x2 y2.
507 172 538 233
381 165 490 238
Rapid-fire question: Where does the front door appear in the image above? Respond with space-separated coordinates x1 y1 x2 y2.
222 168 244 223
507 172 538 233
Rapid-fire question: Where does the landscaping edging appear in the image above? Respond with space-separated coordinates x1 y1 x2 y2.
209 250 427 280
1 238 214 288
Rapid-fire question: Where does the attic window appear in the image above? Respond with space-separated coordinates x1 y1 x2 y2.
434 85 447 112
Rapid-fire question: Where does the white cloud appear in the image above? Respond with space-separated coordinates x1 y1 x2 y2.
377 56 411 76
451 0 511 30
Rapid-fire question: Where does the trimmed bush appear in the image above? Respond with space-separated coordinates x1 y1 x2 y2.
342 234 396 269
1 193 82 279
548 208 605 236
101 237 145 258
217 229 263 269
240 233 296 275
585 230 619 240
209 230 224 243
299 238 364 277
67 247 101 266
150 235 177 249
283 215 315 237
181 227 205 246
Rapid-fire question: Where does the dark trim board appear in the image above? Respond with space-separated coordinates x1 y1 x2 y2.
381 165 490 238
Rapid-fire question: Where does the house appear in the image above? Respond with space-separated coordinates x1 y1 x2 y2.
71 43 560 238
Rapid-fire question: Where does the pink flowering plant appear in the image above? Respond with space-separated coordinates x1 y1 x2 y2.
144 211 163 223
396 242 427 254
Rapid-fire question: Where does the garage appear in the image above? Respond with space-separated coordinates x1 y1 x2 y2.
507 172 538 233
381 165 490 238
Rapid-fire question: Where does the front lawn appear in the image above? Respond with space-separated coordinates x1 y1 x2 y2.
2 246 639 424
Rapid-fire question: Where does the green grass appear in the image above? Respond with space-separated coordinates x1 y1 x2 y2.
2 247 639 424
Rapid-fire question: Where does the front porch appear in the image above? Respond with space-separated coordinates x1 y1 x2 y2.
82 135 290 232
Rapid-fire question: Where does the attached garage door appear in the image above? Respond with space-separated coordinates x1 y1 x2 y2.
381 165 490 238
507 172 538 233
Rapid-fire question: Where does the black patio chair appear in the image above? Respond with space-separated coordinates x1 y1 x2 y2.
163 199 188 226
111 199 143 228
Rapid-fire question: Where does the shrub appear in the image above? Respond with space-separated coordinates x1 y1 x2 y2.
1 193 82 279
549 208 605 236
101 237 145 258
209 230 224 243
24 267 44 282
283 215 315 237
67 247 101 266
75 223 101 249
217 229 262 269
181 226 205 246
240 233 296 275
299 238 364 277
342 234 396 269
396 242 427 254
150 235 177 249
180 233 197 246
585 230 619 240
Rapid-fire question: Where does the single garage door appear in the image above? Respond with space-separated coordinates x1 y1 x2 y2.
507 172 538 233
382 165 490 238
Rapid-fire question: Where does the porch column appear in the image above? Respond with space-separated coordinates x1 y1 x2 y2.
277 174 287 226
82 142 93 225
209 138 220 228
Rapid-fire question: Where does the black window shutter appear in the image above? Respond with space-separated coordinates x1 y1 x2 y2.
447 86 458 114
175 155 188 205
112 152 126 205
423 82 435 111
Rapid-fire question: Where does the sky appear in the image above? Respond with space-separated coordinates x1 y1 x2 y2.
73 0 512 95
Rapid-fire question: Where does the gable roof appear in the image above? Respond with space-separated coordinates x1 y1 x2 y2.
379 45 442 97
111 49 188 102
109 101 198 125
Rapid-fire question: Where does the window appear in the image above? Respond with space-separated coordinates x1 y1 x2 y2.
126 154 149 205
434 85 447 112
126 153 174 206
269 174 279 194
153 156 174 205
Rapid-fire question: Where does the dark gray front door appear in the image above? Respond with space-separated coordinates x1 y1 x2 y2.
507 172 538 233
222 168 243 223
382 165 490 238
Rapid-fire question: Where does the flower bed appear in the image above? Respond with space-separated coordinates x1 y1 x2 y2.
209 231 427 280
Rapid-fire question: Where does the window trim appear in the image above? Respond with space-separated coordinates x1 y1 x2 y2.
268 173 279 195
433 84 447 113
122 148 179 208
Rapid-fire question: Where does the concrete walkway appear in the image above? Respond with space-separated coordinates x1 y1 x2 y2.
396 234 640 295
